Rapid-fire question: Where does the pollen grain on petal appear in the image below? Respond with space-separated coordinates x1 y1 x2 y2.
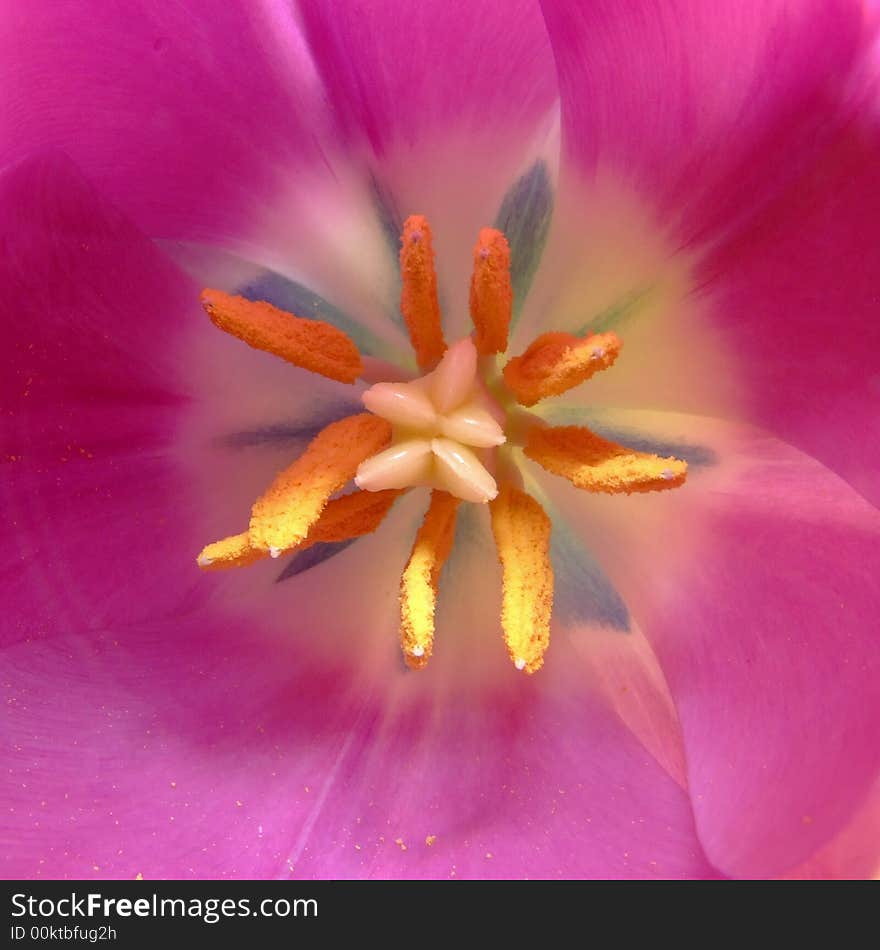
489 483 553 674
524 425 687 494
400 215 446 371
469 227 512 355
197 531 266 570
400 491 461 669
249 414 392 554
503 331 622 406
200 289 363 383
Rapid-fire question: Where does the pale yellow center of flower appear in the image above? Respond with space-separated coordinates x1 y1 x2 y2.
355 337 506 504
194 214 688 676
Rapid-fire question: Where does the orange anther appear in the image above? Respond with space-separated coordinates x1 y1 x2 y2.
469 228 512 355
399 491 461 669
400 215 446 371
503 331 622 406
524 425 687 494
489 483 553 674
201 289 363 383
249 414 392 554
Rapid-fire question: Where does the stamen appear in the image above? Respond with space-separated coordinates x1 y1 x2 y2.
469 228 512 355
400 215 447 371
302 488 404 546
200 289 363 383
400 491 460 669
524 425 688 494
489 483 553 674
503 331 622 406
196 489 403 571
249 414 392 554
197 532 265 571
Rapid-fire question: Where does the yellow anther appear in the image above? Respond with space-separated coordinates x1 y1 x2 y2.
399 491 461 669
489 483 553 674
503 331 622 406
400 215 447 371
201 289 363 383
469 228 512 355
196 490 402 572
249 414 392 554
196 532 265 571
524 425 687 494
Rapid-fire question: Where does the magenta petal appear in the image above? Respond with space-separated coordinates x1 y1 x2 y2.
0 153 207 645
541 0 874 243
0 2 328 243
546 413 880 877
2 616 716 880
298 0 555 157
699 122 880 508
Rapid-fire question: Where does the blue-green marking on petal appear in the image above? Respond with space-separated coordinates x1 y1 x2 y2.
275 539 358 583
494 161 554 324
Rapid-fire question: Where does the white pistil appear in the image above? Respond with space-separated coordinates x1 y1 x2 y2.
355 337 506 503
355 439 434 492
514 657 527 671
428 337 478 414
431 437 498 503
361 381 437 429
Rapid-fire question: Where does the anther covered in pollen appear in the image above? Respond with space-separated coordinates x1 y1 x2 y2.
196 213 688 673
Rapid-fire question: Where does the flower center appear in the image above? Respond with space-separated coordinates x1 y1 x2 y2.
195 214 688 675
355 337 505 503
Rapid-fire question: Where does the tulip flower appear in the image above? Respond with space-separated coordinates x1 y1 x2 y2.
2 1 878 880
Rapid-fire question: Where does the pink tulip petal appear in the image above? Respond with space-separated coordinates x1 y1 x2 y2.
541 0 875 243
539 410 880 878
0 2 329 246
0 152 215 645
2 607 716 880
784 780 880 879
698 121 880 508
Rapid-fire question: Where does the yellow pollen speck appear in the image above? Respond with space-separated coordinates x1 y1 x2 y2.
395 838 408 852
249 414 392 553
489 483 554 674
525 425 687 494
400 215 446 370
400 491 460 669
503 330 622 406
425 835 437 847
201 289 363 383
469 228 512 355
135 872 143 880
